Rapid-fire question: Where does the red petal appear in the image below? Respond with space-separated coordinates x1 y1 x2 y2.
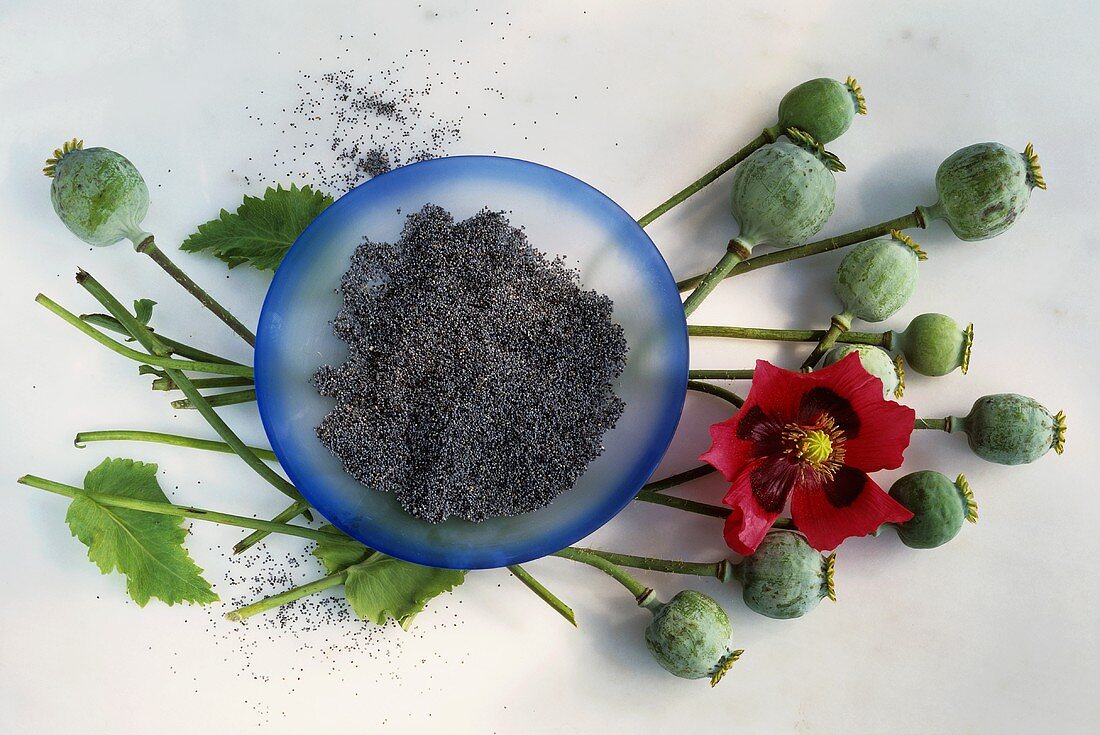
743 360 807 421
721 467 781 555
791 469 914 551
811 353 915 472
700 414 756 482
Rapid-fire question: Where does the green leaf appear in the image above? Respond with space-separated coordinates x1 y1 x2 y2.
344 555 465 630
312 524 370 574
65 458 218 607
180 184 333 271
133 298 156 325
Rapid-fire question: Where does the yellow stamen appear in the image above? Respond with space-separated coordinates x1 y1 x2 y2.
782 415 847 480
824 552 837 602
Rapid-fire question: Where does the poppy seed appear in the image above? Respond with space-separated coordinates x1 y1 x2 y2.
313 204 627 523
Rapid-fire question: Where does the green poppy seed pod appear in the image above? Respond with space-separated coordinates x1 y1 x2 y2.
775 76 867 144
887 313 973 377
823 344 904 399
833 230 926 323
44 139 150 247
729 129 841 255
921 142 1046 241
644 590 743 686
888 471 977 549
950 394 1066 465
730 530 835 619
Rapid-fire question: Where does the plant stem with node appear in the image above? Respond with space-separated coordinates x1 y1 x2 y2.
681 242 751 315
635 489 731 517
578 548 726 579
508 565 577 626
800 311 853 371
636 131 775 228
552 547 660 610
75 272 304 543
687 369 755 380
36 294 254 378
687 323 886 346
152 376 254 391
74 430 278 462
687 380 745 408
226 571 349 622
641 464 717 494
676 209 926 292
913 418 949 431
171 388 257 410
80 312 244 366
133 235 256 346
233 500 313 555
17 474 337 544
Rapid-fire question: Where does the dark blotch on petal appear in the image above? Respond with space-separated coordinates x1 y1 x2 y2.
798 386 861 436
737 405 784 453
822 466 867 508
749 456 798 513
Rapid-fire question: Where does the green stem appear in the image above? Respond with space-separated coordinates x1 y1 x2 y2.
676 210 926 292
800 312 852 371
507 565 577 626
226 571 348 622
637 131 773 228
642 464 717 494
75 272 302 517
552 547 656 606
682 248 746 316
134 236 256 347
687 380 745 408
688 324 886 346
152 376 254 391
635 489 730 518
81 313 243 366
913 417 948 431
16 474 338 544
634 489 798 531
687 369 754 380
36 294 254 378
74 430 278 462
233 500 313 555
171 388 257 410
577 547 723 578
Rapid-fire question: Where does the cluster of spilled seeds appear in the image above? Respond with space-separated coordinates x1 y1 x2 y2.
243 59 463 192
180 546 463 699
313 204 627 523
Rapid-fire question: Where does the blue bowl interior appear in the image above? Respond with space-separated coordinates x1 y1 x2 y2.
255 156 687 569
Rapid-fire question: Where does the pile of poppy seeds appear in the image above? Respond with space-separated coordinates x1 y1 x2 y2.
312 204 628 522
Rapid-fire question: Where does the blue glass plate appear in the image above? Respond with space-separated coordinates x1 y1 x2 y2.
255 156 687 569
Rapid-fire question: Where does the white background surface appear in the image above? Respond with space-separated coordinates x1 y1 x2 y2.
2 1 1098 733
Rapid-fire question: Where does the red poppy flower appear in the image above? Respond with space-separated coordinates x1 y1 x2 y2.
701 353 915 554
